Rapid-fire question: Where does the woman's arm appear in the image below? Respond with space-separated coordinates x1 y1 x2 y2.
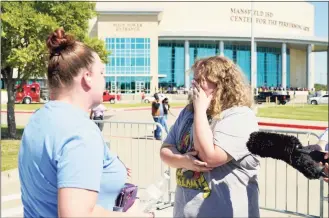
193 111 232 168
58 188 151 217
160 144 188 169
57 127 153 218
160 144 213 172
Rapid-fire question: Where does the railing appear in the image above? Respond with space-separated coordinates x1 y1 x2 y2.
257 129 327 218
94 120 173 210
95 120 327 217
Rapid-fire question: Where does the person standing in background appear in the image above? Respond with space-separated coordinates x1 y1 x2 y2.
90 102 107 131
141 89 145 103
162 98 174 134
151 93 164 140
306 128 328 183
322 152 329 183
317 128 328 183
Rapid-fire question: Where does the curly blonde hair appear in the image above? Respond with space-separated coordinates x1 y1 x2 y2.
187 55 253 118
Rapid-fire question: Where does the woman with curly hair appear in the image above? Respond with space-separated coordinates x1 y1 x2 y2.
160 56 260 217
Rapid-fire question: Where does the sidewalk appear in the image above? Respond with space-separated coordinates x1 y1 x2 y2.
1 180 305 218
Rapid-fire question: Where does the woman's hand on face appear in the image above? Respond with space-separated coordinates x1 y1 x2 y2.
192 80 213 113
182 151 213 172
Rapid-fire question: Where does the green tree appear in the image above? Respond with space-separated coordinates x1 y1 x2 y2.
314 83 328 92
1 1 108 138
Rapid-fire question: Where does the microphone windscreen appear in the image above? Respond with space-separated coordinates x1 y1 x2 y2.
246 131 327 180
247 132 302 164
291 150 325 179
297 146 329 164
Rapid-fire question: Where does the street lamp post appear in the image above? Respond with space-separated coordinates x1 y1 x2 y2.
251 1 255 96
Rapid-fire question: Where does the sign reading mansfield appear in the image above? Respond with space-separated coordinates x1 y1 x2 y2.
230 8 310 32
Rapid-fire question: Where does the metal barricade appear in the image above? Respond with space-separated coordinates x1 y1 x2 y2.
166 128 327 217
258 128 328 218
94 120 173 210
95 120 327 217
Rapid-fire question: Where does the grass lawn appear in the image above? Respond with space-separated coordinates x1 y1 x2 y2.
2 140 20 171
257 104 328 121
1 126 24 171
1 103 44 111
1 102 187 111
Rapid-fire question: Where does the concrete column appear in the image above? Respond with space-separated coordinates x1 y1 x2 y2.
184 40 190 89
254 42 257 88
251 42 257 90
281 43 287 89
219 41 224 57
307 44 313 90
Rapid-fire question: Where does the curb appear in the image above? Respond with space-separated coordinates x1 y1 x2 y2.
1 110 34 114
258 122 328 131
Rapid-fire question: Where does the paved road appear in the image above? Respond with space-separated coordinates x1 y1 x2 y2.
1 107 328 217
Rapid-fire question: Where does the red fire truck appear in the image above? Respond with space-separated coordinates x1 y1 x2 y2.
15 82 41 104
102 90 121 104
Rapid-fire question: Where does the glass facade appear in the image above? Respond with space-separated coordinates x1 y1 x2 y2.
105 38 151 93
158 40 291 89
257 47 291 88
224 44 251 83
158 41 221 88
189 41 219 83
158 41 185 88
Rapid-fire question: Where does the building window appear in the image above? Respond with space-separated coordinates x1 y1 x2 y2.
159 40 291 90
189 41 218 82
158 41 185 88
105 76 150 94
224 43 251 83
257 47 290 88
105 38 151 93
224 43 291 88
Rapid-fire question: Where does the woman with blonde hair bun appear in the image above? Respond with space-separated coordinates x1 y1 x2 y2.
160 56 260 217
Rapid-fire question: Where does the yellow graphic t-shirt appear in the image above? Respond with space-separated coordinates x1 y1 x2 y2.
175 118 211 199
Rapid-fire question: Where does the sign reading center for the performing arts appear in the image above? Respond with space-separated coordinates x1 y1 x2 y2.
113 23 143 32
230 8 310 32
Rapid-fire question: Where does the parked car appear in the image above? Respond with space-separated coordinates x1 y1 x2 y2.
143 93 167 103
15 82 41 104
308 94 328 105
165 90 178 94
254 91 290 105
103 91 121 104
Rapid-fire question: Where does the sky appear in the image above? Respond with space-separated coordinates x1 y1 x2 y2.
310 2 328 85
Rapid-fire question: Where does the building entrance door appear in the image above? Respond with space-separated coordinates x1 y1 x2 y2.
110 81 117 93
135 81 145 94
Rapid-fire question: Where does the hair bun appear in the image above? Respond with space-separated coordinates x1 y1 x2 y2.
46 27 75 54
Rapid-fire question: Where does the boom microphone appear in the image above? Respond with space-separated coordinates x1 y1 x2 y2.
246 132 328 180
